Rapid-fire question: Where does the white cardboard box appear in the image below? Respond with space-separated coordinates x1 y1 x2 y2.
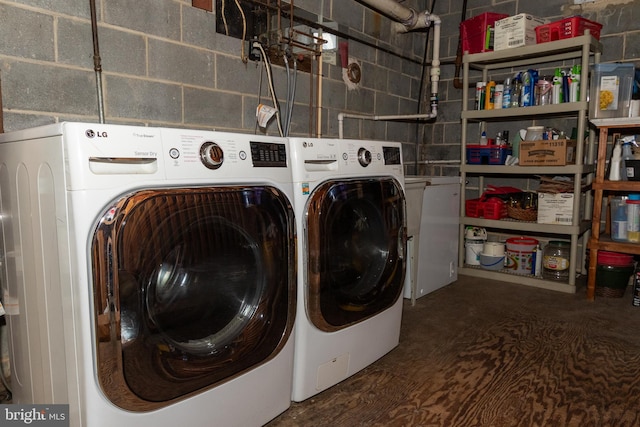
494 14 545 51
537 192 585 225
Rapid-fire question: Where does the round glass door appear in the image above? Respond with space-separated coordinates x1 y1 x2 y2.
305 177 405 331
91 186 295 410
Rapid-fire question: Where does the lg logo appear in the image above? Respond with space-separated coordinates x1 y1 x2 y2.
85 129 108 138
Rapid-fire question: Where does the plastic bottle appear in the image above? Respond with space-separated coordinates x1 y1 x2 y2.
609 141 622 181
485 81 496 110
475 82 485 110
520 70 537 107
570 64 581 102
511 75 522 108
552 68 563 104
479 131 488 146
502 77 512 109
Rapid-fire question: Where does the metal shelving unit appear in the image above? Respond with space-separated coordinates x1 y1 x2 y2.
458 34 603 293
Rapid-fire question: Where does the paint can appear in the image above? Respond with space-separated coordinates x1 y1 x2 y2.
505 237 538 274
464 227 487 266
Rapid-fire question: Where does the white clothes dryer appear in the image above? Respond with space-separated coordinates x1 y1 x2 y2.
288 137 406 402
0 122 296 427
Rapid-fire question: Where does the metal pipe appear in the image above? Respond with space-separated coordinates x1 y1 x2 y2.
90 0 105 123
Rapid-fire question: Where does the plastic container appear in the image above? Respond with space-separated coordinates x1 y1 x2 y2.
466 145 512 165
464 227 487 265
627 194 640 243
505 237 538 274
465 197 507 219
525 126 544 141
480 253 505 270
460 12 509 54
535 16 603 43
542 241 571 282
595 251 635 298
611 196 629 241
589 63 635 119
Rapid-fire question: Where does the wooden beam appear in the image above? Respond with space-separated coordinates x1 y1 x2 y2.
192 0 212 12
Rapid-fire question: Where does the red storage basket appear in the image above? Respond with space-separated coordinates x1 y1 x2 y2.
465 197 507 220
460 12 509 54
535 16 602 43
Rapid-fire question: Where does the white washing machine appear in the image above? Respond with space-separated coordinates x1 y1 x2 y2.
0 122 296 427
288 137 406 402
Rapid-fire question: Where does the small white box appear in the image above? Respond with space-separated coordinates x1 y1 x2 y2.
537 192 585 225
494 14 546 51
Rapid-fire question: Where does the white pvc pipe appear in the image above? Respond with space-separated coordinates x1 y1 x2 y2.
337 9 442 139
358 0 432 32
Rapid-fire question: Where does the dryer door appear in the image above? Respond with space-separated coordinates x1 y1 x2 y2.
305 177 406 332
91 186 295 411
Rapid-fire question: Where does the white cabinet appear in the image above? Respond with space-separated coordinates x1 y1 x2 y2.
458 34 602 293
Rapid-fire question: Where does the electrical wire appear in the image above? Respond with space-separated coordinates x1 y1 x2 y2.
283 53 291 136
221 0 229 36
233 0 248 63
255 43 284 136
287 57 297 137
254 59 265 134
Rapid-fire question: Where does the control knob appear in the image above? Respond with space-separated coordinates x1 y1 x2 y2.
200 141 224 170
357 147 372 167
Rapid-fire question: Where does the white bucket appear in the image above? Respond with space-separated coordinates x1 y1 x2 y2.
464 227 486 266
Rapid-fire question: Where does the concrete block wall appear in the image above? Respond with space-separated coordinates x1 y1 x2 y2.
0 0 429 155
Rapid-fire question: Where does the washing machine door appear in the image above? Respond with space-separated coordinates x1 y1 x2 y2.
306 177 405 332
91 186 295 411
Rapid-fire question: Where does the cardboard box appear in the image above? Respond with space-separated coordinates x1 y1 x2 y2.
519 139 576 166
494 14 546 51
537 192 585 225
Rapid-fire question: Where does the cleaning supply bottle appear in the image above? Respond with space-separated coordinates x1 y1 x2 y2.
479 131 488 146
552 68 563 104
623 141 634 180
511 74 522 108
502 77 512 109
485 81 496 110
609 140 622 181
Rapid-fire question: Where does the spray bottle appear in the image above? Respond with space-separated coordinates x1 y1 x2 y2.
609 140 622 181
570 64 581 103
552 68 563 104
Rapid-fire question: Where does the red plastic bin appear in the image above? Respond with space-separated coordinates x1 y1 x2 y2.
465 197 507 220
460 12 509 54
535 16 603 43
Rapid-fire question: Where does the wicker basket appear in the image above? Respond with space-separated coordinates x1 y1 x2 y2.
507 205 538 222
